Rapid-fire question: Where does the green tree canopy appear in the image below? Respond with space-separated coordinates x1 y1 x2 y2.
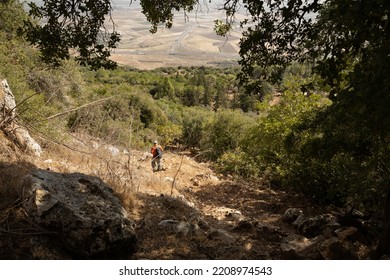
21 0 120 69
0 0 29 37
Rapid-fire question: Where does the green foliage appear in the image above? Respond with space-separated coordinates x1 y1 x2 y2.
214 1 390 248
60 65 245 149
140 0 197 33
202 109 256 161
0 1 84 142
180 106 212 148
243 92 330 177
0 0 29 38
214 19 232 36
67 89 168 147
280 62 325 95
182 85 202 106
21 0 120 69
216 149 257 178
156 77 175 100
282 104 388 213
155 123 181 146
208 62 330 178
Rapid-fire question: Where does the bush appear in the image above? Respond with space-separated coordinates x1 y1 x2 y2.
67 91 169 148
234 92 330 179
282 105 387 213
216 149 258 178
202 109 256 161
0 0 29 38
180 107 212 148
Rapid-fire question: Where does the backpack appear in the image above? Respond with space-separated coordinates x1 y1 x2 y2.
156 146 163 157
152 145 163 158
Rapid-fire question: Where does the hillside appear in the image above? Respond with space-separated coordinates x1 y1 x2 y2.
1 0 388 260
0 129 377 259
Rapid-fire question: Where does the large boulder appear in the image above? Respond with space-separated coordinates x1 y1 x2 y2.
21 169 137 259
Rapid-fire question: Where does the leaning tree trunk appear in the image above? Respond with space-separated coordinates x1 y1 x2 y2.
376 187 390 258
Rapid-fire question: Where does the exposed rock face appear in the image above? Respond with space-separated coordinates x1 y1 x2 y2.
0 79 17 118
21 169 137 259
0 79 42 157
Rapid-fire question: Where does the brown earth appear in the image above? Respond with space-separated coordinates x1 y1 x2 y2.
0 132 376 259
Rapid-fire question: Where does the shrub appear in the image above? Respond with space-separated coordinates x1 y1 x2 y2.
67 91 169 148
181 107 212 148
235 92 330 179
282 105 388 213
202 109 256 161
216 149 258 178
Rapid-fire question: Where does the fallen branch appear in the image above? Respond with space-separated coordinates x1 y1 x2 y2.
45 96 115 121
171 155 184 196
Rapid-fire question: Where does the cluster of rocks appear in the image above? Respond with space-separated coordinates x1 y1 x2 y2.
279 208 372 259
153 199 375 260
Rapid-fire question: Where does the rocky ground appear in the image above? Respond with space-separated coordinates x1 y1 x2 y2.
0 132 380 259
128 152 377 260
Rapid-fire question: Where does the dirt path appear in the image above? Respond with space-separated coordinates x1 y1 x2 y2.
126 151 320 259
25 139 373 260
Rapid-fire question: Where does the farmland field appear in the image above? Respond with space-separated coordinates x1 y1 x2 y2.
108 1 243 69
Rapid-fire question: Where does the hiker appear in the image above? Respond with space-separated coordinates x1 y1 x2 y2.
150 140 163 172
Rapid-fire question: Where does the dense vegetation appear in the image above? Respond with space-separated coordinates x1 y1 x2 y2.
1 0 389 257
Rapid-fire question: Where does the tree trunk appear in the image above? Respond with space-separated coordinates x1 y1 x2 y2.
376 187 390 258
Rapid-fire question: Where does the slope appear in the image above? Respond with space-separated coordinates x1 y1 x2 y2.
0 132 377 259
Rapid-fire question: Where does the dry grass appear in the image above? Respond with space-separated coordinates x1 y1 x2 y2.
31 134 143 213
0 133 37 210
0 161 35 210
0 131 143 259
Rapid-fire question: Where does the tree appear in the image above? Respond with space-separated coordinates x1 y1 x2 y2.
19 0 203 69
17 0 390 257
202 74 217 107
182 84 201 106
201 109 255 161
139 0 197 33
21 0 120 69
224 0 389 256
0 0 29 37
153 77 175 100
206 0 389 257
